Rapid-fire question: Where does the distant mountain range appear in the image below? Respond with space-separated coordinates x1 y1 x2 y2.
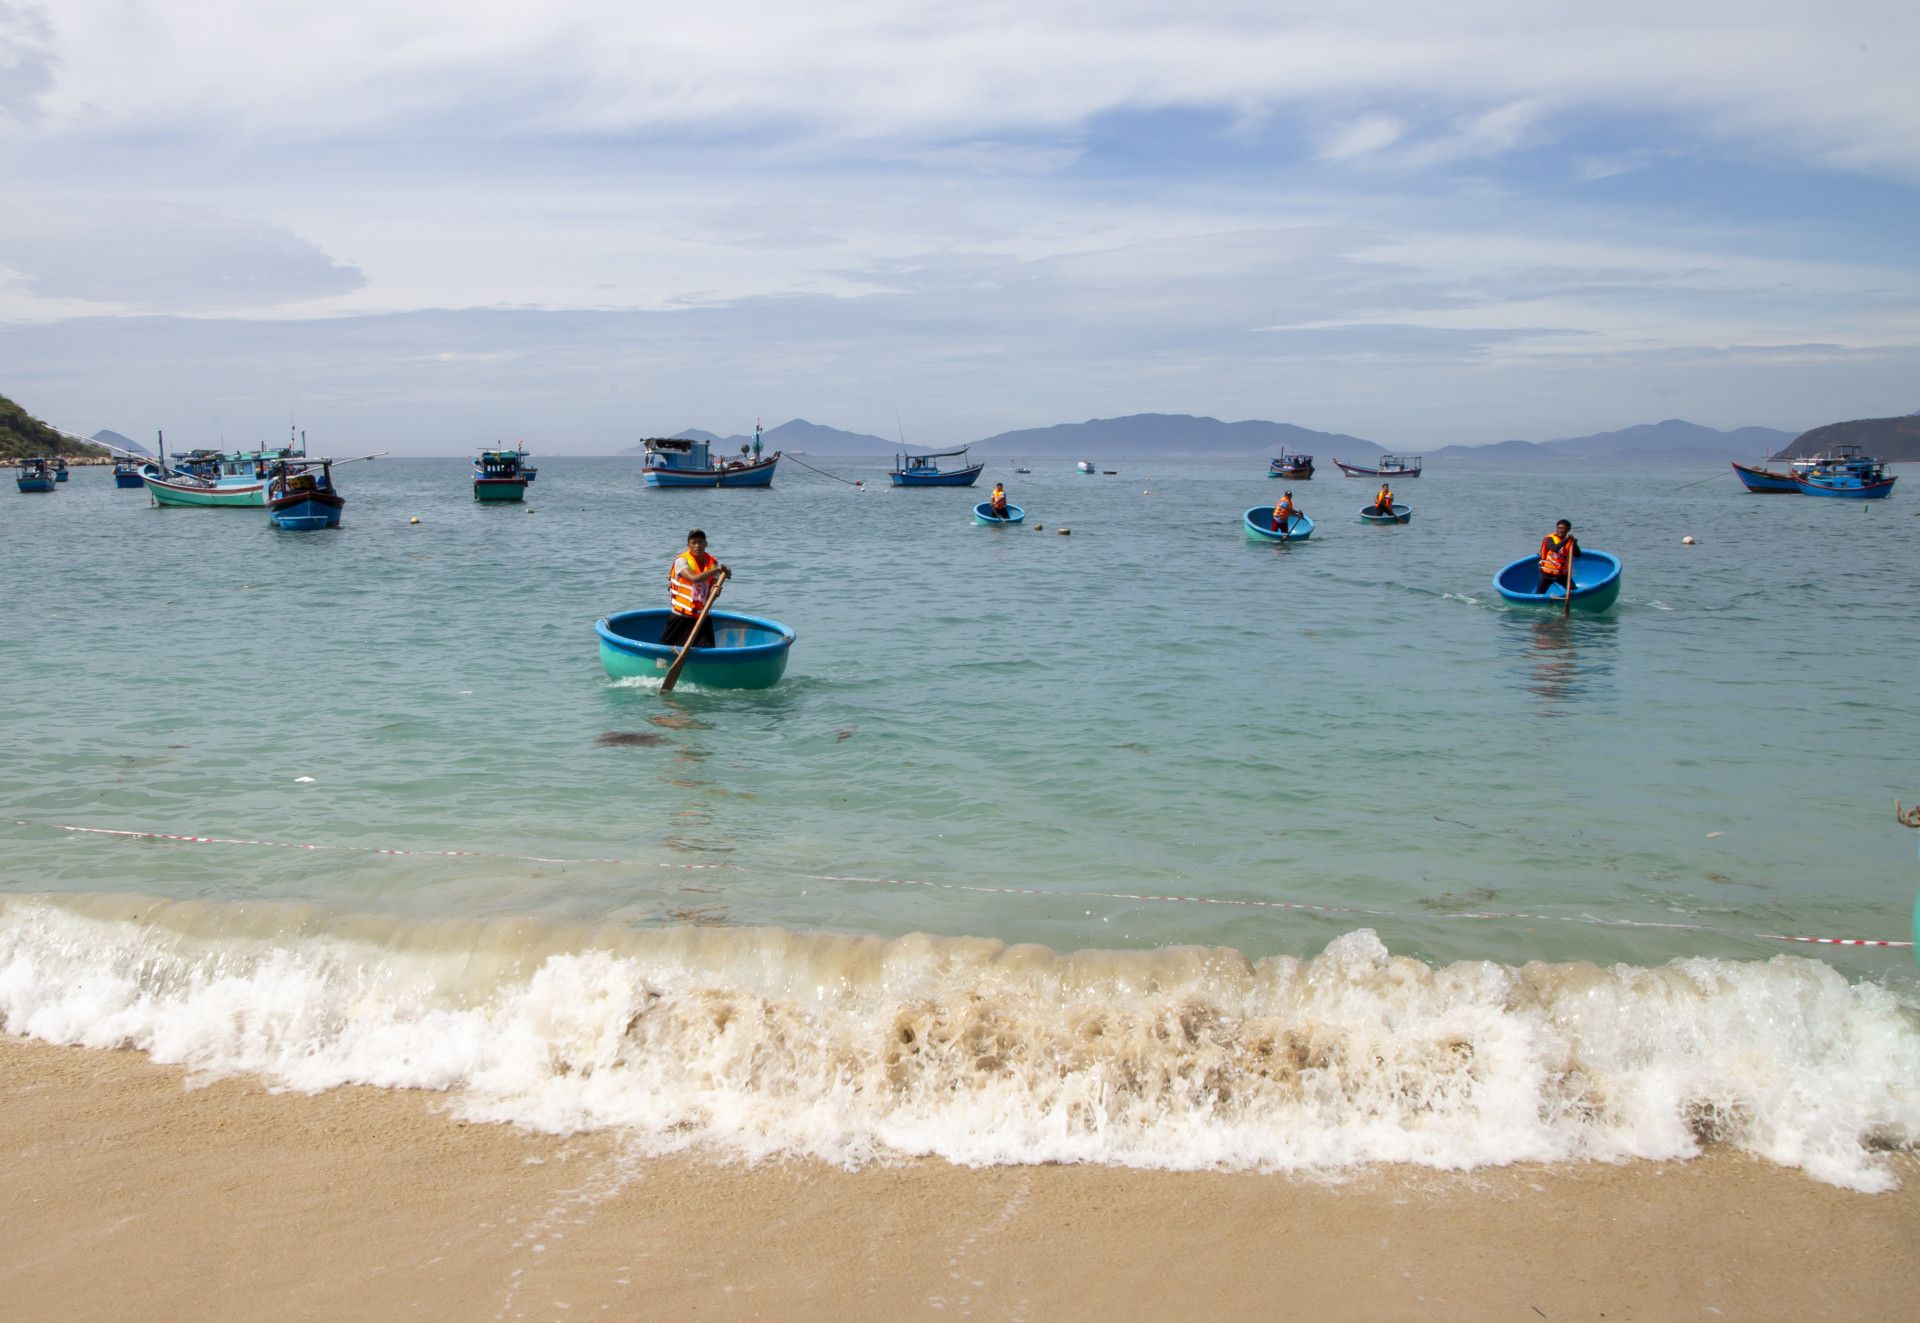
966 414 1371 457
91 429 150 455
614 411 1919 465
1773 415 1920 462
1430 419 1796 465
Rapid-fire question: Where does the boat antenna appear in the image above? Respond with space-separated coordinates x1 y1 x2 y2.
895 407 906 449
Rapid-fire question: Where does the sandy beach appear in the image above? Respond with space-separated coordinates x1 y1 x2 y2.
2 1034 1914 1322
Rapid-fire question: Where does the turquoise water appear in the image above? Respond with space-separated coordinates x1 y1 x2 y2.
3 456 1915 976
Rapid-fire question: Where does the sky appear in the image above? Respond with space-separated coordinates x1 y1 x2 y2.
1 1 1916 453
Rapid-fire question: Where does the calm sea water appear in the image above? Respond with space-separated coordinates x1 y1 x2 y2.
2 456 1916 973
4 454 1918 1185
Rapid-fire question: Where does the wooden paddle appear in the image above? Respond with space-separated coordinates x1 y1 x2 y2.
659 572 727 693
1563 544 1575 618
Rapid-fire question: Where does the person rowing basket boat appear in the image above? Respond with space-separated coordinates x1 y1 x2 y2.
1536 519 1580 595
1271 490 1299 534
1371 483 1394 515
662 528 731 649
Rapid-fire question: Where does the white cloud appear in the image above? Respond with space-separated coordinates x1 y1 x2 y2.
7 2 1918 180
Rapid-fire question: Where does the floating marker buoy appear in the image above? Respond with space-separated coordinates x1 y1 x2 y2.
1682 536 1695 545
410 516 420 524
1034 524 1043 531
1058 527 1071 536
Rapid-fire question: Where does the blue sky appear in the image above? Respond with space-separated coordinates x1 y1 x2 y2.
1 1 1915 452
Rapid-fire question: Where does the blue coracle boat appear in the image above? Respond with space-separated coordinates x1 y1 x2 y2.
1493 550 1622 612
1359 503 1412 524
973 501 1025 525
596 609 795 689
1243 505 1313 541
890 446 984 487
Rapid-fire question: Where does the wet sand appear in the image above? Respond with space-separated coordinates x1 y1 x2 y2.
2 1034 1914 1321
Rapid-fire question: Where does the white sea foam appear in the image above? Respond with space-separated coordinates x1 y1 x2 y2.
1 895 1915 1190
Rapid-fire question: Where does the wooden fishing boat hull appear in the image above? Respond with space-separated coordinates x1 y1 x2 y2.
1792 473 1896 498
974 502 1025 525
1359 503 1412 524
16 476 54 492
144 475 267 506
644 455 780 487
268 490 344 530
597 609 795 690
474 477 527 501
1269 466 1313 480
1730 461 1799 493
1333 459 1422 479
1243 506 1313 541
1493 551 1622 613
889 462 983 487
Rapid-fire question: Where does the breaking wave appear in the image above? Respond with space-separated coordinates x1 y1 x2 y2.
1 894 1915 1191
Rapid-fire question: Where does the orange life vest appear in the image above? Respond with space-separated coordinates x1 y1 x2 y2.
1376 486 1392 507
1274 497 1295 518
991 486 1007 509
1539 534 1571 576
670 548 717 615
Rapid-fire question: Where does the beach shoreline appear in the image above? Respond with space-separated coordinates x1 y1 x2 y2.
3 1034 1914 1321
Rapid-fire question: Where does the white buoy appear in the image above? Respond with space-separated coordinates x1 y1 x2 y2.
1682 535 1695 545
1058 527 1071 536
410 516 420 524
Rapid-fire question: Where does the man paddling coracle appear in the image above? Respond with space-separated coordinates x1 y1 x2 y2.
989 482 1010 518
1272 490 1298 534
1536 520 1579 596
662 528 730 649
1372 483 1395 515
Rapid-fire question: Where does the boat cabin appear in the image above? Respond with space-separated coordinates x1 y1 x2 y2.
642 437 711 473
476 448 527 479
267 458 335 498
1376 455 1422 475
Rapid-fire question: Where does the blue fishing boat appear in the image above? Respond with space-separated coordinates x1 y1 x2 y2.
474 446 532 499
1243 505 1313 541
641 429 779 488
1270 450 1313 480
973 501 1025 525
1791 447 1895 498
890 446 983 486
1359 503 1412 524
1493 550 1622 612
1730 461 1800 493
1333 455 1421 478
596 609 795 689
15 457 56 492
144 447 296 507
112 456 147 488
266 457 345 529
52 458 69 482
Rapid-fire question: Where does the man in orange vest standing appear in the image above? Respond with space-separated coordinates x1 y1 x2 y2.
1536 519 1579 595
1272 489 1298 534
661 528 730 650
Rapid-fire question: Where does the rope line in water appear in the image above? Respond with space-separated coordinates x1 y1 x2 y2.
779 454 866 486
7 819 1911 949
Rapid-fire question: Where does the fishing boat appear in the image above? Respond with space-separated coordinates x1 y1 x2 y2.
51 458 69 482
1358 503 1412 524
474 447 531 500
266 458 345 530
1013 464 1031 474
890 446 983 487
1243 505 1313 541
641 431 779 488
15 457 56 492
1077 461 1095 474
1791 447 1896 498
1269 450 1313 480
596 609 796 689
1333 455 1422 478
112 456 147 488
144 447 295 507
1493 550 1622 612
1730 461 1800 493
973 501 1025 525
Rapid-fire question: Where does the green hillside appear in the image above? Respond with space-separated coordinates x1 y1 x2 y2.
1774 415 1920 462
1 392 107 461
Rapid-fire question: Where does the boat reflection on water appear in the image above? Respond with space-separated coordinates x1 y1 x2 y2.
1499 613 1618 715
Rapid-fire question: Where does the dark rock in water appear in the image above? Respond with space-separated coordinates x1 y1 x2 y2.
596 731 664 747
1418 888 1497 912
647 715 713 730
835 727 857 742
